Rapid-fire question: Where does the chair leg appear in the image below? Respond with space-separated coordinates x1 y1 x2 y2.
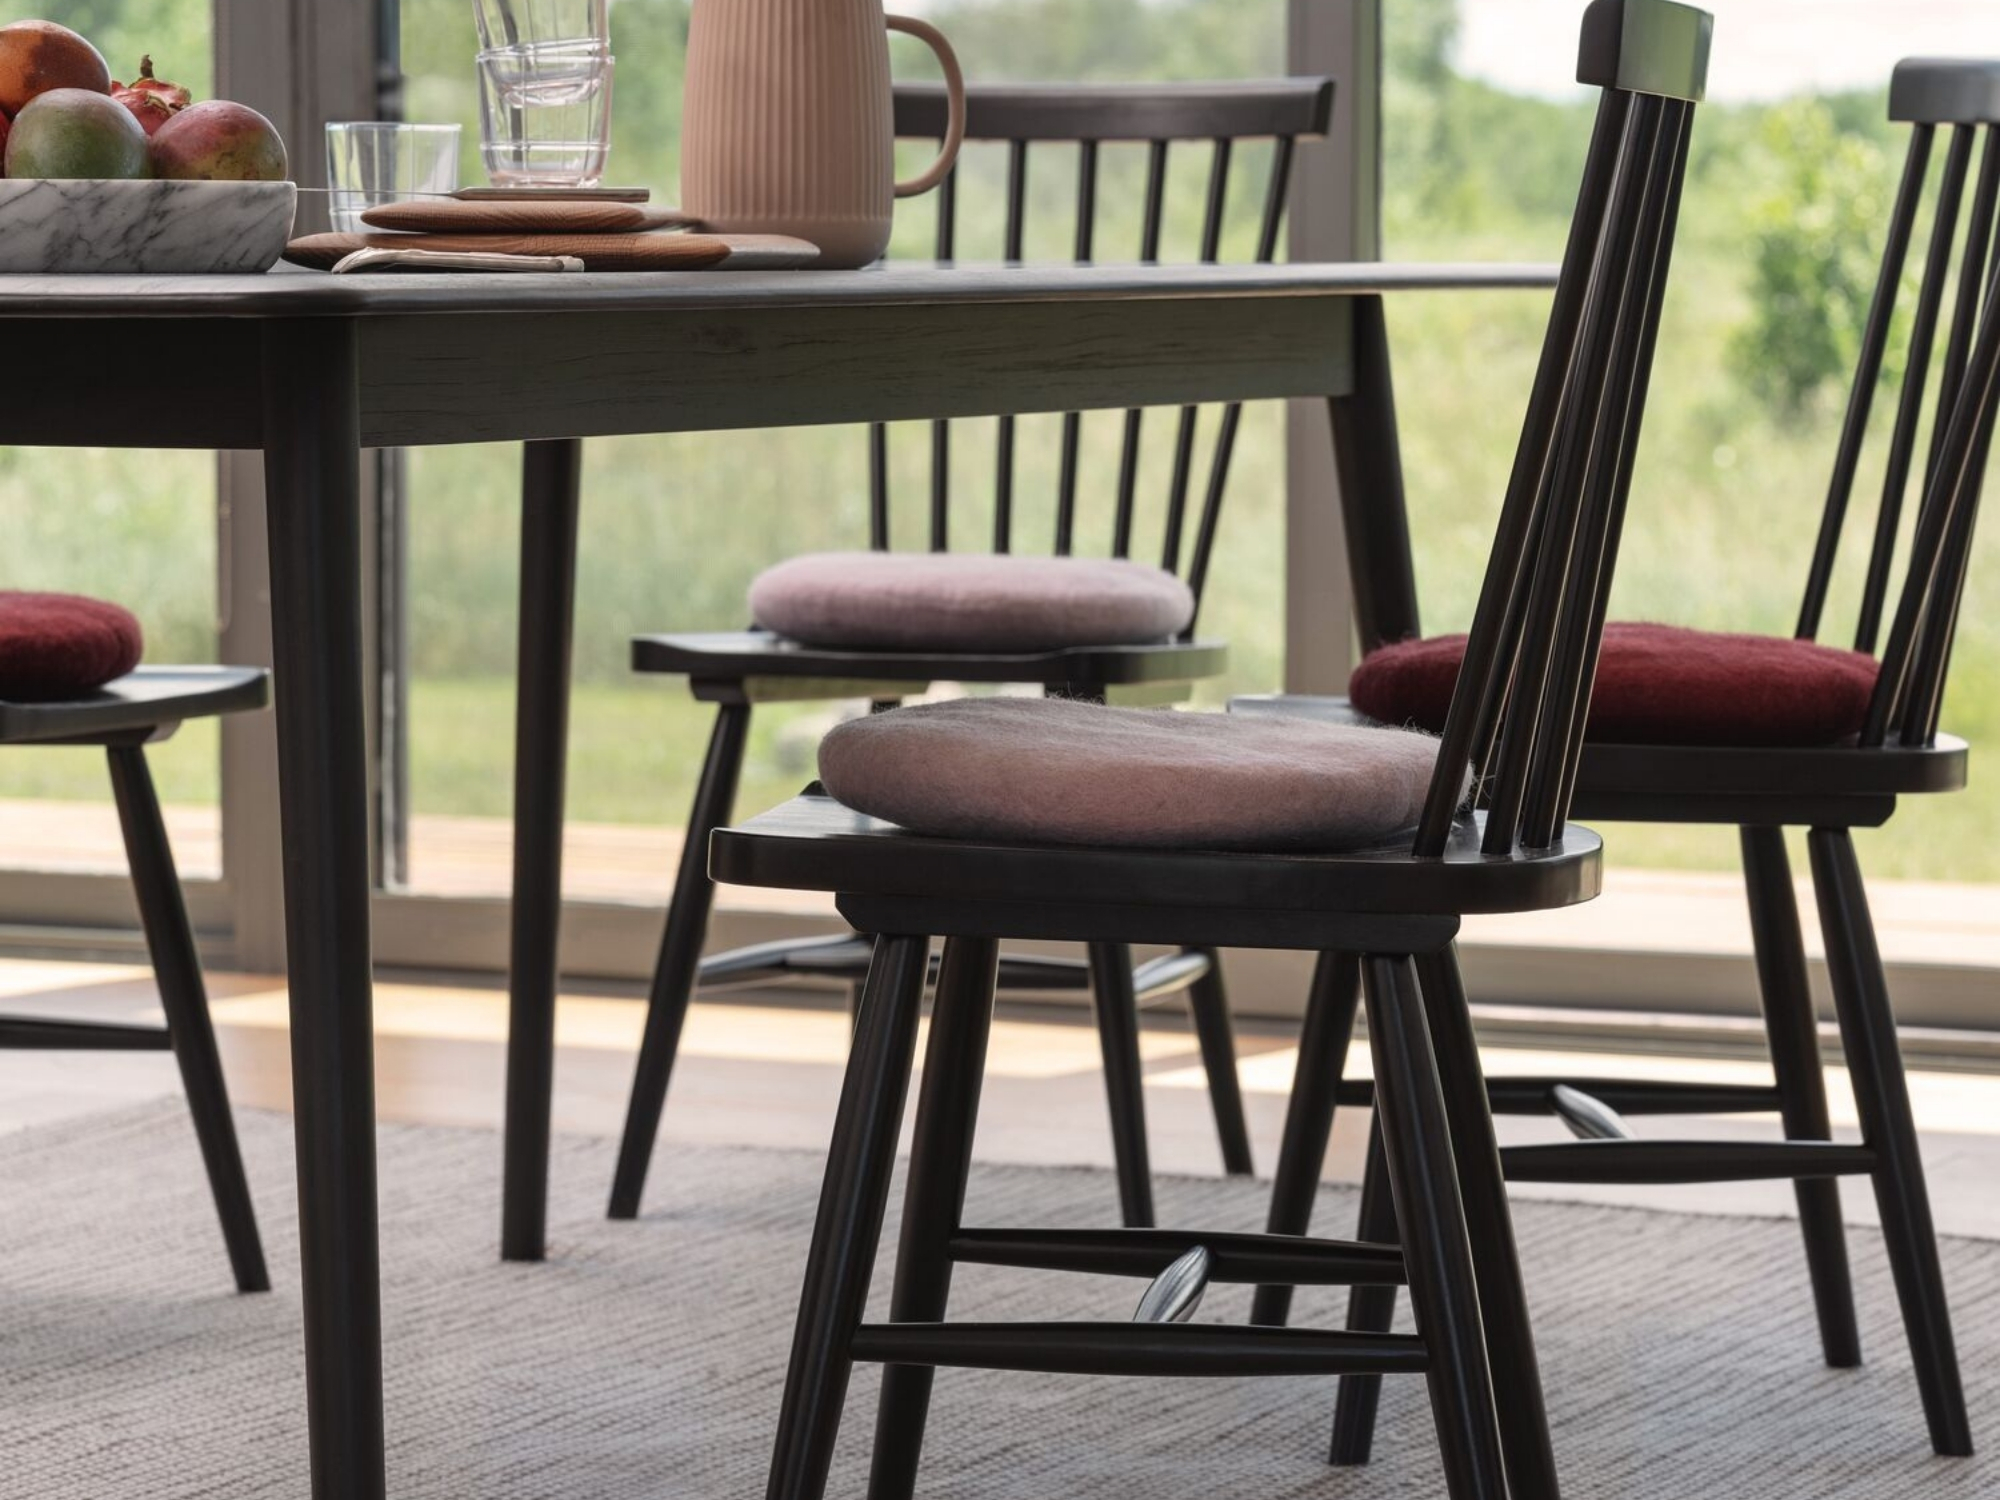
1808 829 1972 1457
1086 941 1154 1228
1741 825 1861 1369
609 700 752 1220
1251 951 1362 1327
868 936 1001 1500
1415 946 1560 1499
1184 947 1255 1177
1329 1116 1397 1466
1362 954 1509 1499
106 745 269 1295
767 934 932 1500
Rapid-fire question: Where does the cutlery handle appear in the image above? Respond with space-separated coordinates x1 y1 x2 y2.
885 15 966 199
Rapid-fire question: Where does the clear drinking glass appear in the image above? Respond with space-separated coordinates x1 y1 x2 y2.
477 42 615 187
471 0 608 52
325 123 462 232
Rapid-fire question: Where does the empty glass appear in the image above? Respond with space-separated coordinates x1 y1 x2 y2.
477 42 615 187
472 0 608 51
325 123 462 232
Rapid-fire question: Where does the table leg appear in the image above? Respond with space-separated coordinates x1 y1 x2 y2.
1327 293 1422 650
260 318 386 1500
502 438 584 1262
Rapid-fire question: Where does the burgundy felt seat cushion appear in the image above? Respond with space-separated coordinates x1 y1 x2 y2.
818 696 1463 851
748 551 1196 653
0 591 144 702
1349 622 1880 747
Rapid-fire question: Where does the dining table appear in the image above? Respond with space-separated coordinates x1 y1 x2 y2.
0 259 1556 1498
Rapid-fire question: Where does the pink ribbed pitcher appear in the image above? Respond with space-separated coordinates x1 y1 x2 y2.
680 0 965 269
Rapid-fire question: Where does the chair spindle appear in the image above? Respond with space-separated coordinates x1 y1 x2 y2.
1856 125 1975 653
1797 127 1934 641
1056 140 1101 556
1482 96 1672 857
933 154 959 550
1113 140 1174 559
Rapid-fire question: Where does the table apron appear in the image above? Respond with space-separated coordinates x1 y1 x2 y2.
0 319 264 448
359 296 1354 445
0 297 1355 450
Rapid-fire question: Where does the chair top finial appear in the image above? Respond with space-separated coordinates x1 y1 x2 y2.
1577 0 1714 103
1889 58 2000 125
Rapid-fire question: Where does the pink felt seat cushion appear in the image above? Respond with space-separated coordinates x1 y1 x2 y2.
748 551 1196 653
1349 622 1881 748
0 591 144 702
818 696 1460 851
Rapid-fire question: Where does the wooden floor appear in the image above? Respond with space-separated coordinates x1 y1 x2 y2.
6 955 2000 1237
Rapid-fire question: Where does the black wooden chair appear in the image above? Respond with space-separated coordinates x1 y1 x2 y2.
1235 54 1996 1464
607 77 1336 1229
713 7 1708 1493
0 610 269 1295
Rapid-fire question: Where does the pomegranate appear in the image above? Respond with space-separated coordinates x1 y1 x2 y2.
149 99 287 181
0 20 111 117
110 56 191 137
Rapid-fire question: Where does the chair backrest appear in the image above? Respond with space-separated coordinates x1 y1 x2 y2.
1415 0 1712 858
872 78 1335 633
1796 59 2000 747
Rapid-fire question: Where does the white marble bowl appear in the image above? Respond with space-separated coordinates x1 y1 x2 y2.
0 179 297 274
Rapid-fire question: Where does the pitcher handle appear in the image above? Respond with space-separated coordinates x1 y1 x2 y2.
885 15 966 199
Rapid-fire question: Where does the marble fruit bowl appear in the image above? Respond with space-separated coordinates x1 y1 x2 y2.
0 178 297 274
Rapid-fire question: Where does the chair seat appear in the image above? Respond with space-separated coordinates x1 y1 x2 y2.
747 551 1197 653
0 666 271 745
1348 622 1881 747
631 628 1227 692
1229 694 1968 821
0 591 143 702
817 696 1458 852
710 789 1602 954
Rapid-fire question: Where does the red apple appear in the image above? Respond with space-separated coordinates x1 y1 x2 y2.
0 111 10 175
0 21 111 117
149 99 287 182
110 56 191 137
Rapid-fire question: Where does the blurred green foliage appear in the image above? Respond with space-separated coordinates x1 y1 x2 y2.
1728 99 1900 419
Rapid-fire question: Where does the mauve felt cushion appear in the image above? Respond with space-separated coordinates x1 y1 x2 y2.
1349 622 1881 747
0 591 144 702
748 551 1196 654
818 696 1463 851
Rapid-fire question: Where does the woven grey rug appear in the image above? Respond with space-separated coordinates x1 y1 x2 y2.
2 1102 1996 1498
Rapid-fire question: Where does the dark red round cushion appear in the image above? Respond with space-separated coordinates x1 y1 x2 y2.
0 591 144 702
1349 622 1881 747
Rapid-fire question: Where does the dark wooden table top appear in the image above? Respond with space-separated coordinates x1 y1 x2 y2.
0 260 1560 319
0 261 1561 452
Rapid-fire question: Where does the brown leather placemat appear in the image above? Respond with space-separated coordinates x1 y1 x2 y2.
284 231 820 272
361 200 699 234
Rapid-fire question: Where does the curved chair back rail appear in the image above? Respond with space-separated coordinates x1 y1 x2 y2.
1417 0 1706 859
873 76 1336 634
1796 57 2000 746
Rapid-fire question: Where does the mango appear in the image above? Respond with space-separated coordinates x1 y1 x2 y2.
0 20 110 117
3 88 149 179
149 100 287 182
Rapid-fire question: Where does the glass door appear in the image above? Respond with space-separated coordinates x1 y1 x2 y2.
0 2 221 928
1388 0 2000 1016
